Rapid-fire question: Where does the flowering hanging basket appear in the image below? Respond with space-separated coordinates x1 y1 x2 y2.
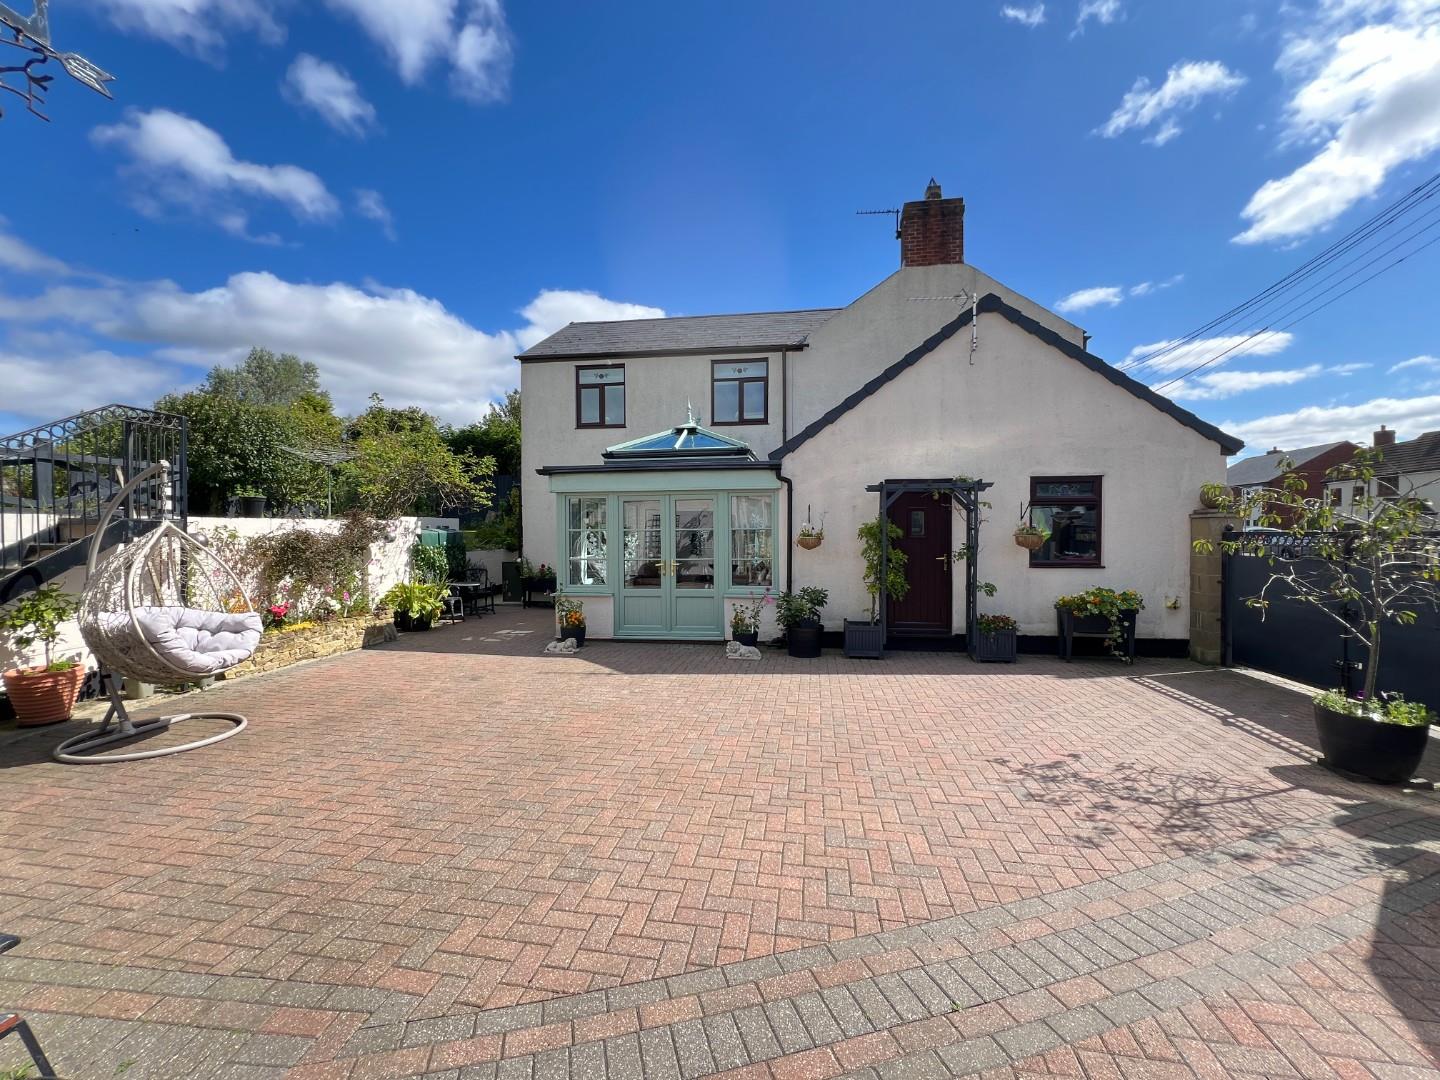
1014 528 1045 552
797 534 822 550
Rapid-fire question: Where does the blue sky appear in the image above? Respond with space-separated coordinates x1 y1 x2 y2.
1 0 1437 456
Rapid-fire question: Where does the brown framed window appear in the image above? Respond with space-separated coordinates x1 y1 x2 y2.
1028 476 1102 567
576 365 625 428
712 360 768 425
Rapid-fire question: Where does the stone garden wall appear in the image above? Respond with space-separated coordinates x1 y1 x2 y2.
225 615 397 679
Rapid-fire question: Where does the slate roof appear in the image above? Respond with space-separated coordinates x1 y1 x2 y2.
1226 442 1349 487
518 309 841 360
1377 430 1440 475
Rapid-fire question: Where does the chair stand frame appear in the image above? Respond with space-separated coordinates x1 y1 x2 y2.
53 670 247 765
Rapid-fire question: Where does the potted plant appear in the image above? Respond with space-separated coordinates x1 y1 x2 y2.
845 517 908 659
1199 482 1229 510
972 613 1018 663
518 558 557 605
382 582 445 632
1 585 85 726
797 524 824 550
1055 587 1143 662
1198 448 1439 784
1013 521 1046 552
234 485 267 518
729 591 771 647
555 589 586 647
776 587 828 659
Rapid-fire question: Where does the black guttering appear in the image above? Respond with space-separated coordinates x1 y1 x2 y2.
769 293 1245 460
536 460 781 476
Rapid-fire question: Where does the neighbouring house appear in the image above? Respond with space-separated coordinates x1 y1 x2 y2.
1226 440 1360 523
518 181 1242 647
1327 426 1440 514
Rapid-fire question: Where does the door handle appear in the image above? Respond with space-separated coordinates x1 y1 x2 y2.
935 555 950 565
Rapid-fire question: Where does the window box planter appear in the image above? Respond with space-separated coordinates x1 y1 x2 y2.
971 627 1017 663
842 619 884 659
786 619 823 659
1056 608 1137 662
1314 701 1430 785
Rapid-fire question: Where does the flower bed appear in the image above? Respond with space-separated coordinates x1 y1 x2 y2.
225 615 396 679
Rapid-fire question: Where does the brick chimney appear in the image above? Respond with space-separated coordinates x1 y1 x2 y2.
1374 425 1396 448
899 178 965 267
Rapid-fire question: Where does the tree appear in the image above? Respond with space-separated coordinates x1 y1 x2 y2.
340 395 494 518
1202 448 1440 704
203 348 329 408
445 389 521 477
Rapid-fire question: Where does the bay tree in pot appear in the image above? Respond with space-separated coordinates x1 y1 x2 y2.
1 585 85 726
846 517 907 659
1199 449 1438 784
776 587 828 659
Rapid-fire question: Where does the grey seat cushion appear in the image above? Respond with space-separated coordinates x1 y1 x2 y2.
102 607 263 675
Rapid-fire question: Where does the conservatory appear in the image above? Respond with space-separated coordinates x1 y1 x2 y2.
537 418 781 640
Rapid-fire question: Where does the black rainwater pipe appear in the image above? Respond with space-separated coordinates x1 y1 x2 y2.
778 469 794 594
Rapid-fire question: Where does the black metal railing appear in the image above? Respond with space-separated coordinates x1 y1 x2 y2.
1 405 188 602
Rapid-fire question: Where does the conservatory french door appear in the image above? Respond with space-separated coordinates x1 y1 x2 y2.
617 494 721 639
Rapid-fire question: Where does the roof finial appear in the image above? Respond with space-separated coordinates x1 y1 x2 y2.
686 400 697 426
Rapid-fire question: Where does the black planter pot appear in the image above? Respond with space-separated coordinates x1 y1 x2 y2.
786 620 823 659
1056 608 1138 661
240 496 267 518
561 625 586 648
971 628 1017 663
1314 702 1430 785
394 611 433 633
732 630 759 648
843 619 884 659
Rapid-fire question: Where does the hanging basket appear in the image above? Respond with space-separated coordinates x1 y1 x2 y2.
1014 529 1045 552
797 534 823 550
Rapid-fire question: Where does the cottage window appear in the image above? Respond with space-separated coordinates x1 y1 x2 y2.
1028 477 1102 567
712 360 768 425
576 366 625 428
566 497 607 585
730 495 773 586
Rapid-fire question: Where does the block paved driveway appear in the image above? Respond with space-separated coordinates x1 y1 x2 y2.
1 605 1438 1079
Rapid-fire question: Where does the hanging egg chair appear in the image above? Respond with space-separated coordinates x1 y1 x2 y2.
55 461 262 764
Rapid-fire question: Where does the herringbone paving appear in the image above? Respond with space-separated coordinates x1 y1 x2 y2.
0 606 1436 1078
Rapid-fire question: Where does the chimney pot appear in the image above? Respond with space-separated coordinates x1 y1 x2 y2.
900 179 965 267
1374 425 1396 447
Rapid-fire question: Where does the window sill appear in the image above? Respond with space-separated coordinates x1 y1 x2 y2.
1028 563 1106 570
711 420 770 427
576 424 626 430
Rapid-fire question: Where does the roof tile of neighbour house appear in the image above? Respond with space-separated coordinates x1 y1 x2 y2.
518 308 841 360
1226 443 1349 487
1377 430 1440 475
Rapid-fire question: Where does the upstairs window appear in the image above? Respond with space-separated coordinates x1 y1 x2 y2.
712 360 768 425
1028 477 1102 568
576 365 625 428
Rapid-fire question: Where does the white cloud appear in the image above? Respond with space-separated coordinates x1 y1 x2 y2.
0 222 662 423
354 189 396 241
1122 330 1295 374
83 0 282 56
1390 353 1440 372
1224 393 1440 447
1074 0 1122 34
1056 286 1124 313
1329 361 1372 374
1167 364 1323 400
0 218 75 276
0 349 192 420
1234 1 1440 245
1000 4 1046 27
283 54 378 137
1098 60 1247 144
323 0 514 102
91 109 340 235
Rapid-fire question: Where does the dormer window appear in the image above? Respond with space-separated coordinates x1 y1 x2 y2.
576 365 625 428
712 360 768 425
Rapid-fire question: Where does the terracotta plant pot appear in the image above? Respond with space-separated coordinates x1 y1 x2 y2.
1014 530 1045 551
3 664 86 726
797 535 822 550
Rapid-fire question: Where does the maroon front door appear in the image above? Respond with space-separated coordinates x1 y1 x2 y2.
886 492 952 637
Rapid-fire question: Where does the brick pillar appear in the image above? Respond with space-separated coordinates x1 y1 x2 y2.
1189 510 1238 664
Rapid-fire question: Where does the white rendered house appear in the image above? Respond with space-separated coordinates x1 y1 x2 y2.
519 182 1242 646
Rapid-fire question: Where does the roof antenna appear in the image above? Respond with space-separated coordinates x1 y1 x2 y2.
856 207 901 239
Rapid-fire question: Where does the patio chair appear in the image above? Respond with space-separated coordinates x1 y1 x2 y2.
476 567 499 615
56 462 259 764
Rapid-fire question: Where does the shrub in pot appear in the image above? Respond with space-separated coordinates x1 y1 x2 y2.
234 485 267 518
382 582 446 631
729 591 771 647
555 588 587 647
972 613 1018 663
1 585 85 726
1197 447 1440 784
1198 482 1229 510
776 587 828 658
1055 587 1143 662
845 517 907 659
